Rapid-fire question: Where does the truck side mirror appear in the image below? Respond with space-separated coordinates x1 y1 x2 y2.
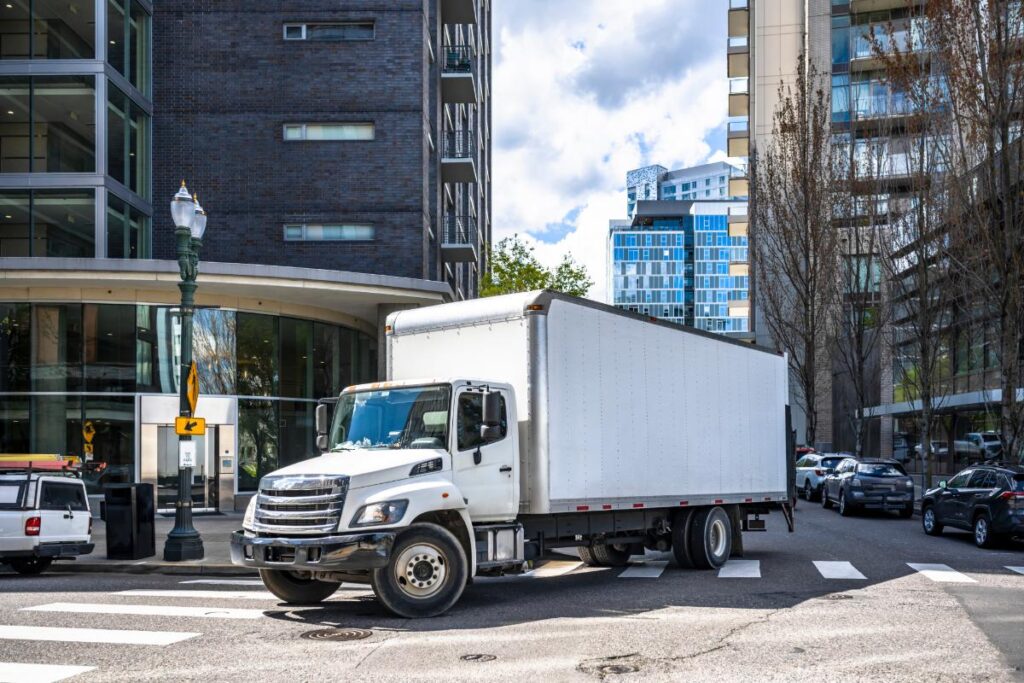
480 391 503 444
315 403 329 452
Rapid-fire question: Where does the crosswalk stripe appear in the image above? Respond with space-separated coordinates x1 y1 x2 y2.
119 589 276 600
0 663 94 682
718 560 761 578
22 602 266 620
529 560 583 578
179 579 264 586
1007 566 1024 576
813 561 866 580
619 561 668 578
0 625 199 646
907 563 976 583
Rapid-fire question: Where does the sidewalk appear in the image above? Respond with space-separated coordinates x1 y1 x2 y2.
51 513 255 576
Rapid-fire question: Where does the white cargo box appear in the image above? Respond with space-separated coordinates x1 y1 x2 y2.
387 291 789 514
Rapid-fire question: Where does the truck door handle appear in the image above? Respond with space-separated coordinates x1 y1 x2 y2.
499 465 512 473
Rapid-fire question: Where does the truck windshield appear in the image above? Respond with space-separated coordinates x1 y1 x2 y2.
328 385 451 451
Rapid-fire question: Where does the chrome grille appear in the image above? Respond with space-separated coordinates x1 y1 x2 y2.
253 475 349 534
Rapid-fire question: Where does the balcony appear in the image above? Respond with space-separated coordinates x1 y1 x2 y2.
729 93 748 117
441 214 478 263
441 128 477 183
728 51 748 78
441 44 478 103
441 0 477 24
728 7 749 38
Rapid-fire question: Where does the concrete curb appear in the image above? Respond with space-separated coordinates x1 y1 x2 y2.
48 561 257 577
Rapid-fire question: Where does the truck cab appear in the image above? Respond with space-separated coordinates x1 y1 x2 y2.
232 379 520 617
1 457 94 575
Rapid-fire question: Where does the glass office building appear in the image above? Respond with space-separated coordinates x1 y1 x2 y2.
609 202 750 335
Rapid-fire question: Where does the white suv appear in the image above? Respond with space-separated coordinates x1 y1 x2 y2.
795 453 847 502
1 465 94 575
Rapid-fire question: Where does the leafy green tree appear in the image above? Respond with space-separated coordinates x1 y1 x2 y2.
480 235 593 298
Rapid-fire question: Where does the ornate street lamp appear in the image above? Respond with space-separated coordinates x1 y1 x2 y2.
163 181 207 561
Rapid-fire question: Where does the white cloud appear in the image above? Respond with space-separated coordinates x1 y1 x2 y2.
492 0 729 301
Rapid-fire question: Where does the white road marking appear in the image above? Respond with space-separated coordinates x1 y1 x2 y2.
718 560 761 578
179 579 265 586
907 563 976 583
118 589 277 600
619 561 669 579
23 602 266 620
0 625 198 646
529 560 583 578
813 561 867 580
0 663 94 683
1006 566 1024 576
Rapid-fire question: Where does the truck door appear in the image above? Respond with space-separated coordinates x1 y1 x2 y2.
38 480 90 543
452 388 516 521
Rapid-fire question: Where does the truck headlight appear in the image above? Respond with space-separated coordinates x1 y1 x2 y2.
351 500 408 528
243 497 257 531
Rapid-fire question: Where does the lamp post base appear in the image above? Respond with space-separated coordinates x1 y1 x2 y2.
163 531 205 562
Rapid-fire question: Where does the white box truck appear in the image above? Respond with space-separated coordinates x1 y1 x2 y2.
231 291 793 617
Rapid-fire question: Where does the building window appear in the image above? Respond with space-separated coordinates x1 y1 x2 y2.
0 75 96 173
282 22 375 42
0 0 96 59
107 84 149 197
282 123 374 141
107 0 150 94
283 223 374 241
0 189 95 257
106 194 149 258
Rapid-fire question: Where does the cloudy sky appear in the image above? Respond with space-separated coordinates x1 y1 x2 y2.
492 0 729 301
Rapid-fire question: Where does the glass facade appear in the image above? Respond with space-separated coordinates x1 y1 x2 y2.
0 301 377 494
610 213 749 333
0 1 152 259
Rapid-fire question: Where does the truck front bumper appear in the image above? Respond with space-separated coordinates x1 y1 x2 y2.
230 531 395 571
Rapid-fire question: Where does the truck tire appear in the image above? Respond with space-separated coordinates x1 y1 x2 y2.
9 557 52 575
577 545 601 566
259 569 340 604
672 508 696 569
689 507 732 570
591 541 632 567
371 523 468 618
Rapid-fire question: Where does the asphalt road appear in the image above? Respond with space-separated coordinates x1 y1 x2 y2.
1 504 1022 682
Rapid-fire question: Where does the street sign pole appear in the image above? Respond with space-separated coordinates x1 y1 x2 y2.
164 216 205 562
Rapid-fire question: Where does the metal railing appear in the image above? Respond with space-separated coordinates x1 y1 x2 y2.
442 44 473 73
443 214 478 245
442 127 475 159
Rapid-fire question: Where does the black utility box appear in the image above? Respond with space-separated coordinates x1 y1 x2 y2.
104 483 155 560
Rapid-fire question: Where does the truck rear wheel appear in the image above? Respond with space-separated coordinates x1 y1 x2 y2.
577 545 601 566
672 508 696 569
259 569 340 604
371 523 468 618
9 557 53 575
591 541 631 567
689 507 732 570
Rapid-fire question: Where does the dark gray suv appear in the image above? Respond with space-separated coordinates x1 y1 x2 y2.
821 458 915 517
921 465 1024 548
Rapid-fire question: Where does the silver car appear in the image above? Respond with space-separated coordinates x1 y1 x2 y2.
795 453 846 502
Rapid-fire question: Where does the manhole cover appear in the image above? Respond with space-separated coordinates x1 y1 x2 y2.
461 654 497 662
597 664 639 675
300 628 373 641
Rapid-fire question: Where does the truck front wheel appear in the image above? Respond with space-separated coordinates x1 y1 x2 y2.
371 523 468 618
689 507 732 570
259 569 340 604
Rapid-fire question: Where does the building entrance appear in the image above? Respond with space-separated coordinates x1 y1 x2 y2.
155 425 219 513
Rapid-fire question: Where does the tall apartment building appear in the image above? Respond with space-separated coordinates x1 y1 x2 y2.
609 200 751 336
0 0 491 512
625 161 746 218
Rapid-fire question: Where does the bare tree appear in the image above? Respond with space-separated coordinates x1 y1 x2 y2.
751 57 843 448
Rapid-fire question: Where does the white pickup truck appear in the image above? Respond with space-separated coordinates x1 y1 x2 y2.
231 292 793 617
0 456 94 575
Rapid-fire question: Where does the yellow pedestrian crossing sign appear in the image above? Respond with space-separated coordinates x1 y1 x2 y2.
187 361 199 416
82 420 95 444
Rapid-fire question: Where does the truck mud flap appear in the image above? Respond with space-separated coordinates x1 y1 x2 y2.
781 501 795 533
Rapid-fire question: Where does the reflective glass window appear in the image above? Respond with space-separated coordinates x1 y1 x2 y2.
238 399 277 492
0 397 29 452
82 396 134 494
237 312 278 396
193 308 236 395
0 0 96 59
107 0 149 93
32 303 82 391
107 84 149 196
83 303 136 392
106 193 150 258
135 305 177 394
280 317 312 398
0 77 31 172
31 393 81 461
0 191 30 255
33 75 96 172
279 401 316 469
0 302 30 391
313 323 340 399
30 189 94 256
